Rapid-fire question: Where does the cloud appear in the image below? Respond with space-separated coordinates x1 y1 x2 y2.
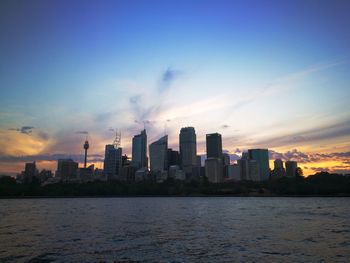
0 153 104 164
250 118 350 149
159 67 183 92
228 60 348 114
37 131 49 141
9 126 35 135
75 131 89 134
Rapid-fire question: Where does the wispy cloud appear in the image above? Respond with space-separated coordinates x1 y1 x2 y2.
159 67 184 92
75 131 89 134
8 126 35 135
0 153 104 163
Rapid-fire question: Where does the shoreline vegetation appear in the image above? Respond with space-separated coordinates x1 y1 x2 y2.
0 172 349 198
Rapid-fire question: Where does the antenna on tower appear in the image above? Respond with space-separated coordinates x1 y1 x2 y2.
113 129 121 149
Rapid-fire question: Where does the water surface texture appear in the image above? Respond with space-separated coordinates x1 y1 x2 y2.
0 197 349 262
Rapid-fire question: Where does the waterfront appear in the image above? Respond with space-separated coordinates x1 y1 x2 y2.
0 197 349 262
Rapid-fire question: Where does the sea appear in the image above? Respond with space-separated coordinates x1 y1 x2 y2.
0 197 349 262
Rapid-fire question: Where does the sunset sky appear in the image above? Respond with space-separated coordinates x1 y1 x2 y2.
1 0 350 176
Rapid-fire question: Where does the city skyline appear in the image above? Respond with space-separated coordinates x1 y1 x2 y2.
1 0 350 176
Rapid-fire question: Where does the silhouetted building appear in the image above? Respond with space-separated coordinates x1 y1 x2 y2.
132 129 147 169
286 161 297 177
24 162 38 184
238 158 249 180
167 148 180 167
228 164 240 181
248 160 260 181
179 127 197 174
273 159 286 177
56 159 78 181
205 158 223 183
248 149 269 181
206 133 223 159
38 169 52 183
104 144 122 179
78 164 94 182
149 135 168 172
121 165 136 182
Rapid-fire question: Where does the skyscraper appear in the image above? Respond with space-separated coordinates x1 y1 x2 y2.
205 158 223 183
286 161 298 177
24 162 37 184
206 133 223 159
149 135 168 172
132 129 147 169
179 127 197 174
273 159 285 177
248 149 270 181
104 144 122 179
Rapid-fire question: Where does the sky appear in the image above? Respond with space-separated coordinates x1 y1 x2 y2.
0 0 350 176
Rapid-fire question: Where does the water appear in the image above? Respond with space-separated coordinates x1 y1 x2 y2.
0 197 349 262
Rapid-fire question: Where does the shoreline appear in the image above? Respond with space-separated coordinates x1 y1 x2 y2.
1 194 350 199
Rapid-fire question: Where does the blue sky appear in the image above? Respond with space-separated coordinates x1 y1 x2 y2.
0 0 350 174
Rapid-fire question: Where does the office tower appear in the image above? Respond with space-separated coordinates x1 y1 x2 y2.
238 157 249 180
24 162 37 184
248 160 260 181
274 159 285 177
149 135 168 172
286 161 298 177
205 158 223 183
228 164 241 181
222 153 230 178
104 144 122 179
132 129 147 169
56 159 78 180
83 140 89 168
167 149 180 167
248 149 270 181
206 133 223 159
179 127 197 174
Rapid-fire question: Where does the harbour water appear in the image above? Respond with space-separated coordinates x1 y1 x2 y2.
0 197 349 262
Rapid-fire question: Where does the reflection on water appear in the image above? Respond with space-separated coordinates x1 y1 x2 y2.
0 197 349 262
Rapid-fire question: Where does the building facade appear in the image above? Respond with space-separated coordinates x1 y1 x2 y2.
248 149 270 181
132 129 147 169
205 157 223 183
149 135 168 172
286 161 298 177
206 133 223 159
104 145 122 179
179 127 197 174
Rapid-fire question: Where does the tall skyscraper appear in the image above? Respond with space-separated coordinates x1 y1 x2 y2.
274 159 285 177
286 161 298 177
179 127 197 174
248 149 270 181
24 162 37 184
132 129 147 169
205 158 223 183
237 159 249 180
206 133 223 159
149 135 168 172
104 144 122 179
